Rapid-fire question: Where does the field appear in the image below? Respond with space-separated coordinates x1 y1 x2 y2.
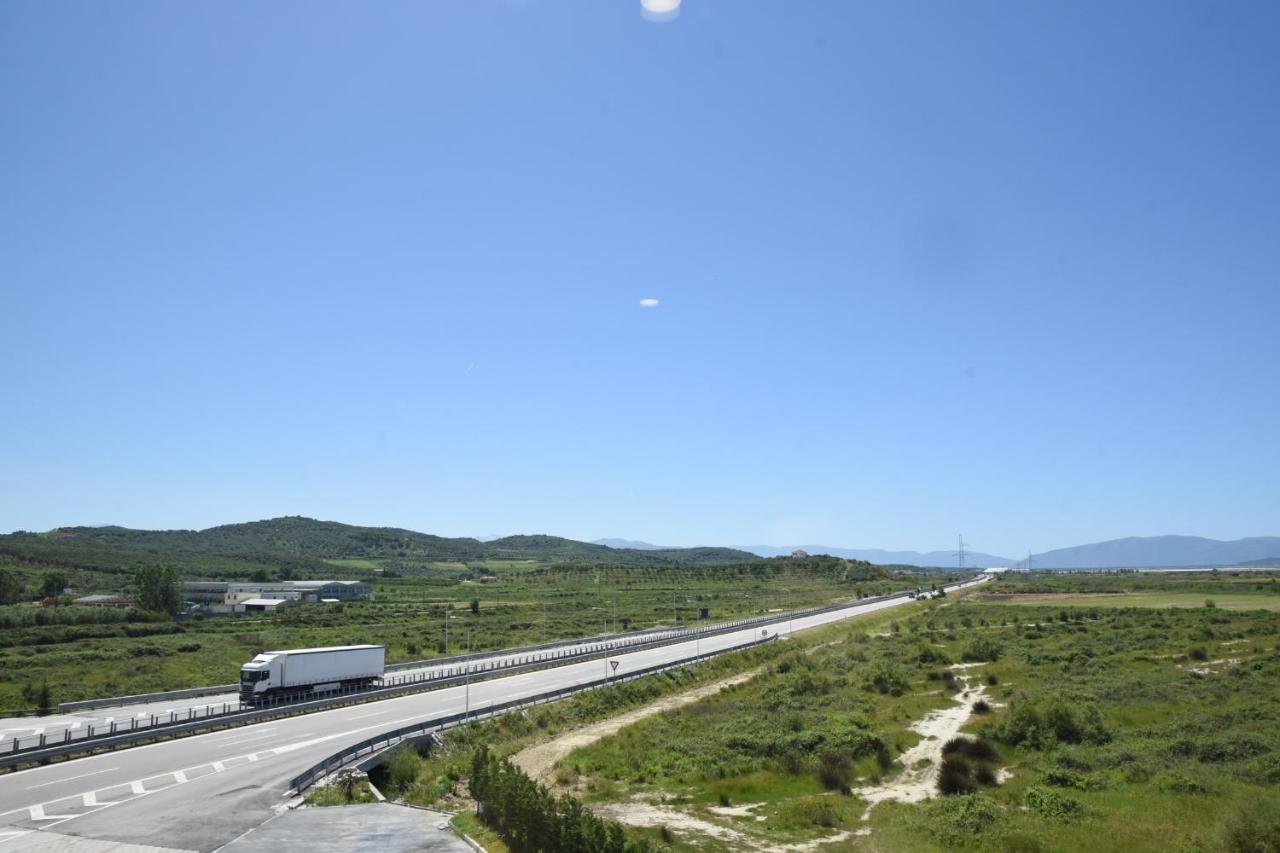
973 592 1280 611
369 571 1280 852
0 556 935 710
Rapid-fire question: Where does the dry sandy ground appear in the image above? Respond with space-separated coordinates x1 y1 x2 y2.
511 669 763 784
592 801 852 852
850 663 997 818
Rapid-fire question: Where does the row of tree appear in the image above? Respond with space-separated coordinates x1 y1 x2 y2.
470 746 654 853
0 564 180 615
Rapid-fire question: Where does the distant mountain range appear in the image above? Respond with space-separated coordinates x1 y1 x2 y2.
599 535 1280 569
1026 536 1280 569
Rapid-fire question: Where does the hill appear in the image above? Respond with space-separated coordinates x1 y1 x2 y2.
1030 535 1280 569
0 518 758 587
740 544 1016 568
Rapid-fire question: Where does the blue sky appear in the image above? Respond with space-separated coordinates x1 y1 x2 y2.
2 1 1277 556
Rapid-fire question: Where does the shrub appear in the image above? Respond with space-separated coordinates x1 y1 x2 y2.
381 744 422 796
1188 647 1208 661
962 637 1003 663
994 693 1109 750
973 699 991 714
1221 797 1280 853
938 754 978 795
917 645 952 665
864 662 909 696
924 794 1001 846
816 751 853 793
1157 773 1209 795
1023 786 1083 821
987 673 1000 686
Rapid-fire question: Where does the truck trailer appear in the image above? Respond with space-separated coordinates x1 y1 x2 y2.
239 644 385 706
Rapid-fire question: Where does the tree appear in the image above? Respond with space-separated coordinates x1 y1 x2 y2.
134 565 181 615
40 572 69 599
470 598 480 615
0 568 21 605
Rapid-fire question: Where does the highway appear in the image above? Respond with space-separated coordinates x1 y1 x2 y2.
0 578 987 852
0 631 702 748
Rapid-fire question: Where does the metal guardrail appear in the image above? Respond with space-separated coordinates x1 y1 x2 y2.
10 577 986 767
56 627 692 713
287 634 781 794
54 604 815 713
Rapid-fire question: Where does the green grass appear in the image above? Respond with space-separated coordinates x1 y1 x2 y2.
973 591 1280 611
0 559 935 709
542 575 1280 851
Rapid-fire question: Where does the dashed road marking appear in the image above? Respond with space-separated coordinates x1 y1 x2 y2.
25 767 118 790
173 771 187 783
129 781 145 794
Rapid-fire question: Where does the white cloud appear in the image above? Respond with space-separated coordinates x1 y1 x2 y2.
639 298 660 308
641 0 680 23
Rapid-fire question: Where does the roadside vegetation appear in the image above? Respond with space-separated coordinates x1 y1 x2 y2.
0 521 944 709
359 573 1280 852
538 572 1280 852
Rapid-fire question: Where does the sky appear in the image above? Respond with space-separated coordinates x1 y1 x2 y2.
2 1 1278 557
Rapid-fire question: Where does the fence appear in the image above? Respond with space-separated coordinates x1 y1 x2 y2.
9 576 987 768
287 635 780 794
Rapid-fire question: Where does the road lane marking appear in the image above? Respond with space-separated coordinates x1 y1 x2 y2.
25 767 119 790
173 771 187 783
347 711 385 720
212 761 225 771
129 781 145 794
82 793 96 807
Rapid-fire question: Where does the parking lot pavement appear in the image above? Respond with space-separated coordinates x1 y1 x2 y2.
216 803 473 853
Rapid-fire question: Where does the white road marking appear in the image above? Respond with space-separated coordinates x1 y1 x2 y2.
25 767 118 789
129 781 145 794
82 792 96 807
69 723 81 731
212 761 225 771
346 711 385 720
173 771 187 783
216 727 276 742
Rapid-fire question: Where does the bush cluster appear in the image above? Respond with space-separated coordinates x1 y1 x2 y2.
470 746 653 853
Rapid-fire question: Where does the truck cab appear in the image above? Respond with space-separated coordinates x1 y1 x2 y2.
239 653 278 704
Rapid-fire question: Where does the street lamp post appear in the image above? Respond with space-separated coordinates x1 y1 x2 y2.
465 625 471 722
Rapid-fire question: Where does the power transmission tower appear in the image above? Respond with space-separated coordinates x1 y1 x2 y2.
955 534 967 571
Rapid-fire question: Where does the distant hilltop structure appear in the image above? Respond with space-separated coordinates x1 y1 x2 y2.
791 549 810 558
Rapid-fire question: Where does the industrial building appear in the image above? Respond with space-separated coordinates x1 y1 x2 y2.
182 579 373 613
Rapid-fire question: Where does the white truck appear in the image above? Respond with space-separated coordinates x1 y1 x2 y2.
239 644 385 706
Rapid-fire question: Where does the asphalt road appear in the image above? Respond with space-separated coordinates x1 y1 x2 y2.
0 578 987 852
0 631 695 747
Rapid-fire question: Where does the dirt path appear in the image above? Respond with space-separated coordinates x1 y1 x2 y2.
511 669 763 784
851 663 995 817
593 802 851 852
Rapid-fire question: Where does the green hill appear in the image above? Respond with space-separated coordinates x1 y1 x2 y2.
0 517 760 590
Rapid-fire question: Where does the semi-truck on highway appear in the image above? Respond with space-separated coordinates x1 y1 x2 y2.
239 644 385 706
